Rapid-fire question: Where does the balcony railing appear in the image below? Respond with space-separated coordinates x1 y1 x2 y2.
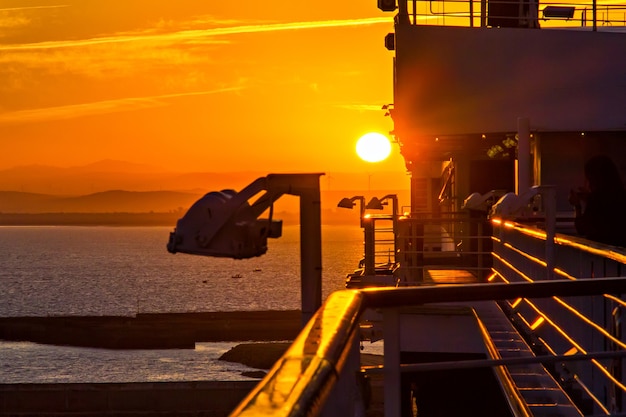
230 184 626 417
491 218 626 415
397 0 626 30
395 211 494 283
229 278 626 417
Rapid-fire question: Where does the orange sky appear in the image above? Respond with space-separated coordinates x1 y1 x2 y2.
0 0 406 185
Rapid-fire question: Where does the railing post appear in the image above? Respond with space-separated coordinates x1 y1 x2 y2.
384 308 402 417
593 0 597 31
516 117 531 195
364 217 376 276
481 0 487 26
321 332 365 417
542 186 556 280
477 219 484 280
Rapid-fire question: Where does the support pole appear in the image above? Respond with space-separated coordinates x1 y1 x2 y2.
384 308 401 417
542 185 556 280
364 217 376 276
299 179 323 326
517 117 531 195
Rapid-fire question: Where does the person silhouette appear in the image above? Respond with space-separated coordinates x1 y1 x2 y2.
568 155 626 246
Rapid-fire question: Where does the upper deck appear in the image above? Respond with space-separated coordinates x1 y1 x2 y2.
391 0 626 30
384 0 626 148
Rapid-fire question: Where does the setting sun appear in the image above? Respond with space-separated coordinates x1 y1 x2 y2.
356 132 392 163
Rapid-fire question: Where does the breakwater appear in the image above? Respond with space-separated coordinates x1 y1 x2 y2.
0 313 300 416
0 310 302 349
0 381 258 417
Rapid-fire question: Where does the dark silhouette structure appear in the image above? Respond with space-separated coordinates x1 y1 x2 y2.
569 155 626 246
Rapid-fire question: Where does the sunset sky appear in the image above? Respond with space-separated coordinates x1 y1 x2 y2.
0 0 405 185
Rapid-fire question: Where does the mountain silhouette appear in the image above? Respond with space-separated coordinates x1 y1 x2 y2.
0 160 410 223
0 161 267 195
0 190 202 213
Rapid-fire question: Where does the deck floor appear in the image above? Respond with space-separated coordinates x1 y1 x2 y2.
360 268 582 417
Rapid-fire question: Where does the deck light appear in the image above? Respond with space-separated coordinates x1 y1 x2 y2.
385 33 395 50
338 196 366 227
377 0 397 12
366 194 398 213
365 197 384 210
542 6 575 19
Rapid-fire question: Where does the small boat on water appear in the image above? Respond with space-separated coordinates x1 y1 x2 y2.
231 273 243 279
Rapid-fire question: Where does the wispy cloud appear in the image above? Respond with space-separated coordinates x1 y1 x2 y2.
0 14 29 29
0 5 68 36
0 17 391 51
0 5 69 12
0 87 243 126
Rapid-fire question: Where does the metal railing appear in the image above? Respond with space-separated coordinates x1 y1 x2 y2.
395 211 494 282
230 185 626 417
491 218 626 415
229 278 626 417
399 0 626 29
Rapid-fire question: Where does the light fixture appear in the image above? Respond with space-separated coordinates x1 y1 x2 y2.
542 6 575 19
365 197 385 210
338 196 366 227
377 0 397 12
366 194 397 212
384 33 394 51
337 196 364 209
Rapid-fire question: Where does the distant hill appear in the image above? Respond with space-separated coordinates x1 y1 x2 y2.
0 188 411 226
0 163 249 195
0 160 410 196
0 160 411 225
0 190 203 213
75 159 167 173
0 191 56 211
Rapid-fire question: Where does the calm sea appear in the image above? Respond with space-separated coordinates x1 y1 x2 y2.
0 225 370 383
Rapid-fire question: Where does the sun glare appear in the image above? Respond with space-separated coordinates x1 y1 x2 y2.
356 132 391 163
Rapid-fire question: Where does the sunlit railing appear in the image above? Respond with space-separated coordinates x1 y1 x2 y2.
229 278 626 417
491 217 626 415
399 0 626 29
229 179 626 417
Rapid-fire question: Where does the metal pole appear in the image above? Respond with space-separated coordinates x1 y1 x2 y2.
481 0 487 26
321 333 365 417
392 196 399 263
593 0 597 31
299 181 323 327
364 217 376 276
384 308 401 417
542 186 556 280
398 0 410 24
517 117 531 195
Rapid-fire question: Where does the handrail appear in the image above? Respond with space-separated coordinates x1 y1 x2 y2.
229 290 365 417
493 218 626 264
229 278 626 417
491 217 626 414
398 0 626 29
